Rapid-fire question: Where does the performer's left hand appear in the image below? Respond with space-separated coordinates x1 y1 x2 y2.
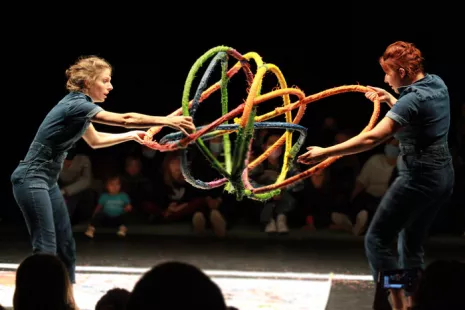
129 131 148 144
297 146 329 165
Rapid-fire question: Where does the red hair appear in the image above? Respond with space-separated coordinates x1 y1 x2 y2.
379 41 424 78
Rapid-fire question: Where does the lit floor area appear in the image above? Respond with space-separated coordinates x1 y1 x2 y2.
1 265 338 309
0 226 463 309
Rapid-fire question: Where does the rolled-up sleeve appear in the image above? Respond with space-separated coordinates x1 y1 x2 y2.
386 92 419 126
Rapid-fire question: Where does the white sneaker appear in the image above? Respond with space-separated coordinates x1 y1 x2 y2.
265 219 277 233
192 212 206 234
353 210 368 236
331 212 353 232
85 226 95 239
117 225 127 237
210 210 227 237
276 214 289 234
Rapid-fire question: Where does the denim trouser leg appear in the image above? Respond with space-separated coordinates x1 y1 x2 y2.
364 160 454 282
275 191 296 215
260 202 275 223
11 141 77 284
12 181 77 283
260 191 296 223
13 183 58 254
49 184 77 283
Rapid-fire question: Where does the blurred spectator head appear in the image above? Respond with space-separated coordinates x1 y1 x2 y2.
126 261 227 310
13 253 76 310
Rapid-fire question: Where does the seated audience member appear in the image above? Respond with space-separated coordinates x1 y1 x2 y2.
120 155 157 220
13 253 77 310
300 168 340 231
95 288 131 310
188 136 234 237
126 261 230 310
59 147 95 224
249 132 305 234
326 129 361 232
350 138 398 235
85 175 132 238
411 260 465 310
140 144 159 180
153 152 213 232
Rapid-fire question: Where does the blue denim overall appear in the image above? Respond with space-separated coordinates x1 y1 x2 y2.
10 92 103 283
365 143 454 280
11 142 76 282
364 74 455 282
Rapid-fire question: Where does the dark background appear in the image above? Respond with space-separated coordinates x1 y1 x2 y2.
3 6 463 222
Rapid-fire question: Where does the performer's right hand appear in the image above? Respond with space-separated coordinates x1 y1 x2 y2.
297 146 329 165
129 130 147 144
164 116 196 136
365 86 395 106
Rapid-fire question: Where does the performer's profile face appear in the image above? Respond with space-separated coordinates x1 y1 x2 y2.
383 68 402 94
87 68 113 103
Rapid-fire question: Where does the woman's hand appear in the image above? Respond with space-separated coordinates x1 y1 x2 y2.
163 116 196 136
365 86 396 107
297 146 329 165
128 130 148 144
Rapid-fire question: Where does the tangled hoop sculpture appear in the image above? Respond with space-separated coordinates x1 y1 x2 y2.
144 46 381 201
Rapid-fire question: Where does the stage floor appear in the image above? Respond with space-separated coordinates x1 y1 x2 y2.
0 228 463 309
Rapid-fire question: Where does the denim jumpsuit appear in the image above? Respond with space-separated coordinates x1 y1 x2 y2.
10 92 103 283
364 74 455 282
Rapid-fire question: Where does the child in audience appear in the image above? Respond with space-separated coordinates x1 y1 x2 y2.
85 175 132 238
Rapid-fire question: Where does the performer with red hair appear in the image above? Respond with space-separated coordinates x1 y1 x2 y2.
298 41 454 309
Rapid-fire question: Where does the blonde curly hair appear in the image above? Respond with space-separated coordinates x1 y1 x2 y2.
65 56 112 92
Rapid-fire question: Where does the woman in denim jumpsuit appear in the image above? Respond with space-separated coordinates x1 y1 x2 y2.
10 56 195 284
298 41 454 309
